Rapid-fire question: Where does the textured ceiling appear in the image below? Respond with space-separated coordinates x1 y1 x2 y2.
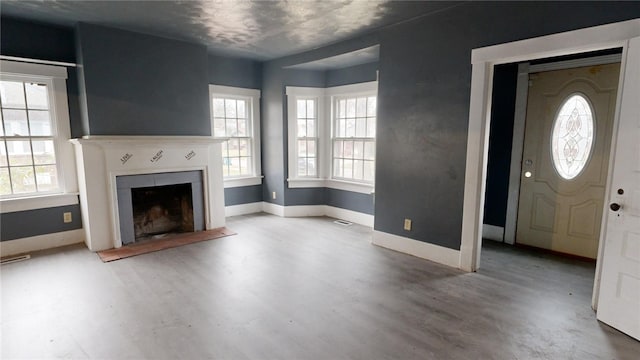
0 0 464 60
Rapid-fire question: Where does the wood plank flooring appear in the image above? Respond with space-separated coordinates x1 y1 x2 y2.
1 213 638 359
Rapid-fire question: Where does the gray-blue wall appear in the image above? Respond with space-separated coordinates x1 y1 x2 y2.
374 1 640 250
0 17 84 240
75 23 210 136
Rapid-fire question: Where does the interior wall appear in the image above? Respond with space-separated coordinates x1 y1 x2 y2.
373 1 640 251
75 23 210 136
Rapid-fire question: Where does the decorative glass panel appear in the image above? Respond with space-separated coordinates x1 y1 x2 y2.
551 94 595 180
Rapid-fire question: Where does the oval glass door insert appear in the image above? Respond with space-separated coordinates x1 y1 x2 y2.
551 94 595 180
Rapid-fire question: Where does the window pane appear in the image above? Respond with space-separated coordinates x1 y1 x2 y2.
364 141 375 160
346 99 356 117
297 100 306 119
367 96 377 117
343 159 353 178
10 166 36 194
298 140 307 157
3 109 29 136
354 160 364 180
297 157 307 176
32 140 56 164
236 119 247 136
353 141 364 160
356 97 366 117
363 161 375 182
339 100 346 118
366 118 376 138
221 141 229 157
346 118 355 137
237 100 246 118
239 157 250 175
338 119 346 137
213 118 226 137
28 110 52 136
0 109 3 136
334 140 343 158
343 141 353 158
227 157 240 176
7 140 33 166
238 139 250 156
0 141 7 166
306 100 315 118
0 167 10 195
307 139 316 157
0 81 26 108
225 99 237 118
297 119 307 137
213 98 225 117
222 158 230 177
225 118 237 136
35 165 58 192
307 158 316 176
306 119 315 137
25 83 49 110
355 117 366 137
333 159 343 178
228 139 240 157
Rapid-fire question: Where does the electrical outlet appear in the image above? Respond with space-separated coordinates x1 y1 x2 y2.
403 218 412 231
63 212 72 223
272 191 276 199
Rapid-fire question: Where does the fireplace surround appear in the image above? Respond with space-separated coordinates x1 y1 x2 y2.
71 136 226 251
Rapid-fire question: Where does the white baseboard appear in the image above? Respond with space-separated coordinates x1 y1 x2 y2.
372 230 461 269
482 224 504 242
225 202 264 217
247 202 374 227
324 206 374 227
0 229 85 257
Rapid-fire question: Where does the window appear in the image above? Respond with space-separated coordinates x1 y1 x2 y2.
286 81 377 194
0 60 76 208
332 95 376 183
551 94 595 180
209 85 261 188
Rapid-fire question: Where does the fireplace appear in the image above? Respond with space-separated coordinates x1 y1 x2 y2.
116 170 205 244
71 136 226 251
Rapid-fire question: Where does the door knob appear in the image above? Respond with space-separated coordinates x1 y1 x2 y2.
610 203 622 211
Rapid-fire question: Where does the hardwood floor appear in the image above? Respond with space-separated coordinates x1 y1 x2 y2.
1 213 638 359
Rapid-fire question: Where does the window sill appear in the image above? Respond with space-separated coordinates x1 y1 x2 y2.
0 193 79 214
287 178 374 195
224 176 263 188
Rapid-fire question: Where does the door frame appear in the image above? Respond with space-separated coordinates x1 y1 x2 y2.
503 53 623 246
460 19 640 296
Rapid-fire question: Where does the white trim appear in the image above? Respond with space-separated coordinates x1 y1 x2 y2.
0 60 68 79
262 202 286 217
0 55 77 68
72 135 223 144
324 206 374 227
287 178 374 194
528 53 622 73
461 19 640 274
224 175 263 188
324 81 378 96
225 202 264 217
372 230 461 269
209 84 262 182
0 193 78 213
0 229 84 257
482 224 504 242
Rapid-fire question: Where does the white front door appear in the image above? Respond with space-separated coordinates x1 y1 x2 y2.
516 63 620 258
596 37 640 341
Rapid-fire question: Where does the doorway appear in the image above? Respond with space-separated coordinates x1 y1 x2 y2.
513 59 620 259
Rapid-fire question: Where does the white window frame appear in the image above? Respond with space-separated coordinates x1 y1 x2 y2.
286 81 377 194
0 60 78 213
209 85 262 188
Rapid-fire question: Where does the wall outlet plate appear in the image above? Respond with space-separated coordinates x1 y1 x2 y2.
404 218 412 231
63 212 72 223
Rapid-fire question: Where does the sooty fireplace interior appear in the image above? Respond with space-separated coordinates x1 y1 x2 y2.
117 171 205 245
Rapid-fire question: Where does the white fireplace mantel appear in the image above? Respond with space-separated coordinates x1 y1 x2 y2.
71 135 227 251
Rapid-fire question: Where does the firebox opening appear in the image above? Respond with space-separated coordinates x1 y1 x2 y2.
131 183 194 241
